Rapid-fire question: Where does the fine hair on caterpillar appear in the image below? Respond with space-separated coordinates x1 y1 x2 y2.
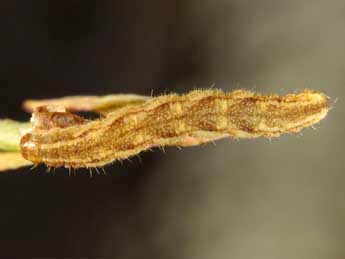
20 89 329 169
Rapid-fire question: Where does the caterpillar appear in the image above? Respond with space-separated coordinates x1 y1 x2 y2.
20 89 329 169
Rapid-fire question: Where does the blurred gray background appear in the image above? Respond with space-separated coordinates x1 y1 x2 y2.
0 0 343 258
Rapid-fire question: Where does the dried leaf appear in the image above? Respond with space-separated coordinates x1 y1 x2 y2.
23 94 151 114
0 152 32 171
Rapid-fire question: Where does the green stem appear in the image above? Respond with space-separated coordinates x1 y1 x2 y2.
0 119 31 152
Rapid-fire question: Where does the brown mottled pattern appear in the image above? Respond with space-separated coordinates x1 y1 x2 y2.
20 89 329 168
